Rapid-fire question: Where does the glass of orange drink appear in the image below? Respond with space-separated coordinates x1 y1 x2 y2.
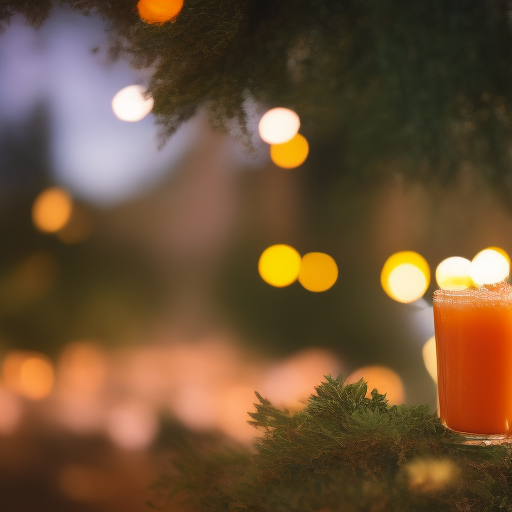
433 283 512 444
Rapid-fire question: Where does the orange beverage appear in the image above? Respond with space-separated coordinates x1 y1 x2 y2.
433 284 512 438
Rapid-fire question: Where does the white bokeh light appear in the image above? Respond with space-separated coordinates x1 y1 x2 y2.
106 401 159 451
258 107 300 144
387 263 428 303
471 248 510 286
435 256 473 290
111 85 153 122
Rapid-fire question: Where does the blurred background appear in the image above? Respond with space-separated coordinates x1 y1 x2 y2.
1 5 512 512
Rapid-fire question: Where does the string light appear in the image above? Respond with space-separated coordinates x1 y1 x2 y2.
258 108 300 144
435 257 473 290
258 244 301 287
137 0 184 24
381 251 430 303
32 188 73 233
111 85 154 122
298 252 338 292
270 133 309 168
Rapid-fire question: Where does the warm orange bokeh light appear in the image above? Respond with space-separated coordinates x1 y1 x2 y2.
346 365 405 404
270 133 309 169
3 351 54 400
298 252 338 292
32 187 73 233
137 0 184 24
381 251 430 303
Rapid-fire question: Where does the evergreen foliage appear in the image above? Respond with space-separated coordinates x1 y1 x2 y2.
149 376 512 512
3 1 512 190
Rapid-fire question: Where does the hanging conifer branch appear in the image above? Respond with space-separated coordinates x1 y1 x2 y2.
3 1 512 192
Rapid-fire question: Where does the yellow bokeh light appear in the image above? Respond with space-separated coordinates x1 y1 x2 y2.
298 252 338 292
137 0 183 24
435 256 473 291
270 133 309 169
422 336 437 383
346 365 405 404
471 247 511 286
3 351 54 400
258 245 301 287
32 188 73 233
258 107 300 144
112 85 154 122
381 251 430 303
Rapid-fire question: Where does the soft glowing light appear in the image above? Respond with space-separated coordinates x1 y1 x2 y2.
111 85 154 122
106 401 159 450
217 385 258 443
137 0 184 24
258 108 300 144
3 351 54 400
261 348 342 410
435 257 473 290
422 336 437 383
471 247 510 286
346 366 405 404
0 388 22 435
404 458 460 493
32 187 73 233
298 252 338 292
270 133 309 169
58 342 107 398
258 244 301 287
381 251 430 303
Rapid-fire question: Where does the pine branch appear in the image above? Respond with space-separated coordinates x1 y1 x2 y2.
149 375 512 512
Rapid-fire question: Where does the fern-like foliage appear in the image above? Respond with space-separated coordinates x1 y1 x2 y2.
149 376 512 512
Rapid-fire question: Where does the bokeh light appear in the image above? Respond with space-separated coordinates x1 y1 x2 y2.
258 107 300 144
298 252 338 292
471 247 510 286
258 244 301 287
261 348 342 410
58 342 107 398
106 401 159 450
422 336 437 383
381 251 430 303
0 388 23 435
404 458 460 493
111 85 154 122
216 385 258 443
435 257 473 290
346 365 405 404
270 133 309 169
32 187 73 233
3 351 54 400
137 0 184 24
